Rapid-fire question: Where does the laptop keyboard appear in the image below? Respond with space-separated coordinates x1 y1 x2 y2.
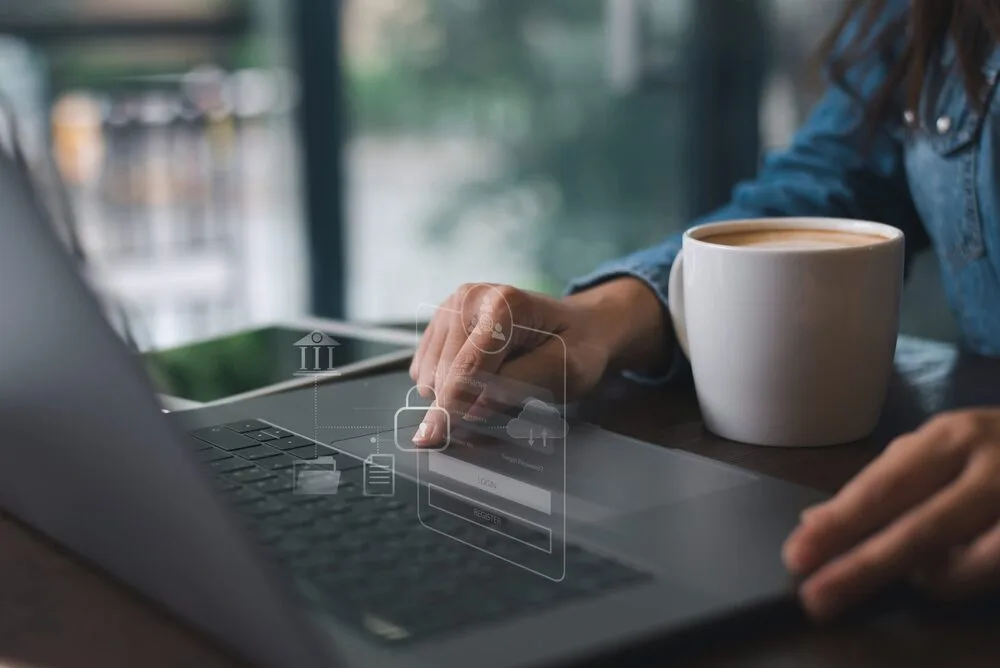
188 420 650 645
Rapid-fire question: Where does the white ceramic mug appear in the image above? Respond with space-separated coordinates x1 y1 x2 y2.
667 217 905 447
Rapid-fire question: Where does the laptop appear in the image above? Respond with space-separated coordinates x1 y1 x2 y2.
0 146 828 667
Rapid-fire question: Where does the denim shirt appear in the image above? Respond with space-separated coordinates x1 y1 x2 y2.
568 1 1000 383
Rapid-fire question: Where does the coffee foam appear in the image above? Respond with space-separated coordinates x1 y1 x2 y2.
703 228 887 250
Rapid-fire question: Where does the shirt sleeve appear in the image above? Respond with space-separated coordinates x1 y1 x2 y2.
566 1 925 385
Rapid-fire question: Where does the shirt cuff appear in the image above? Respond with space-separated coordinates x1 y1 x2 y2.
565 260 691 386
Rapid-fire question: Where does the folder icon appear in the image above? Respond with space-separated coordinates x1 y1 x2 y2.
293 456 342 495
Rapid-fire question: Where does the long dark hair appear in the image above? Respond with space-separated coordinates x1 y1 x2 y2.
818 0 1000 128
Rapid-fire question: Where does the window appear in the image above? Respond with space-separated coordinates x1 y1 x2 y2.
342 0 957 341
1 1 959 346
342 0 693 321
0 0 310 351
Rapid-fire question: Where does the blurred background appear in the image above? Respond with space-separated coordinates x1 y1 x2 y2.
0 0 956 352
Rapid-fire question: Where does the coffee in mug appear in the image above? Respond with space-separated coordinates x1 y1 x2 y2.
704 227 888 249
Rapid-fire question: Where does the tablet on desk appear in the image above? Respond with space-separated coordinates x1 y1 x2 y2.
145 319 417 409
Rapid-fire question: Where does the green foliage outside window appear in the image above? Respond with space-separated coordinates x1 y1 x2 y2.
346 0 689 294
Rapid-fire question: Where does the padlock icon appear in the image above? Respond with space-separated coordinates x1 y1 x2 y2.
395 385 450 452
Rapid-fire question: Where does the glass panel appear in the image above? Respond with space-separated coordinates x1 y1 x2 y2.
0 0 310 351
1 0 959 345
342 0 691 320
343 0 956 339
0 37 48 156
1 0 233 23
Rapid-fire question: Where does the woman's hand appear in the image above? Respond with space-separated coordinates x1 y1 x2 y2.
408 278 671 446
783 408 1000 620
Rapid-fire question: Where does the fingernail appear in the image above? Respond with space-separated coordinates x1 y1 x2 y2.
801 504 823 521
413 421 434 445
800 580 837 621
782 539 801 571
412 422 433 446
782 535 811 574
803 595 834 622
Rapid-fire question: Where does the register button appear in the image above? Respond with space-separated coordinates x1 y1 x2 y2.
427 485 552 553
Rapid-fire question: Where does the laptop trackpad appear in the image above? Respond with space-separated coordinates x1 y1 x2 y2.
566 424 758 519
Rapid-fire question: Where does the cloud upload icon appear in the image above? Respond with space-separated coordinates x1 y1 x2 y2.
506 399 567 453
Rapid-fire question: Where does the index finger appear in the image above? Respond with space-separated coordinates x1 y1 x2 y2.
412 286 516 447
438 285 516 411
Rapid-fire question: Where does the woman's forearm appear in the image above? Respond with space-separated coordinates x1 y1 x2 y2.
564 277 675 375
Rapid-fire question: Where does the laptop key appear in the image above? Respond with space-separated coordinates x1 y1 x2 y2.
251 478 296 494
192 427 259 452
186 437 212 451
266 510 315 529
225 487 264 505
213 479 241 493
228 468 277 484
198 449 233 464
286 446 319 460
271 436 314 451
271 457 297 471
225 420 272 433
257 454 297 470
262 428 293 439
244 499 287 518
280 492 330 506
245 430 277 442
239 445 283 461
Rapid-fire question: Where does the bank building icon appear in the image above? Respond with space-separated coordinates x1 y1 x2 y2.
294 330 342 376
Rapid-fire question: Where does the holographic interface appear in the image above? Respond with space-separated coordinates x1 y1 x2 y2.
413 301 568 582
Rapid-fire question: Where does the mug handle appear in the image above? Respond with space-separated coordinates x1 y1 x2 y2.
667 250 690 359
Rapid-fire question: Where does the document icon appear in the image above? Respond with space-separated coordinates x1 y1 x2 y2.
293 456 341 495
364 454 395 497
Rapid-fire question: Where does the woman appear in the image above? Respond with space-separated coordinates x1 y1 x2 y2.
411 0 1000 620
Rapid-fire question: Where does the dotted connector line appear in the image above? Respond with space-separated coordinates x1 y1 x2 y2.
313 375 319 458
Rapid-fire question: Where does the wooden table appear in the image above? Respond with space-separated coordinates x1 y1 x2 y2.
1 336 998 667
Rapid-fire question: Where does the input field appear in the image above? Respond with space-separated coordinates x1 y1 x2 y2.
428 452 552 515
